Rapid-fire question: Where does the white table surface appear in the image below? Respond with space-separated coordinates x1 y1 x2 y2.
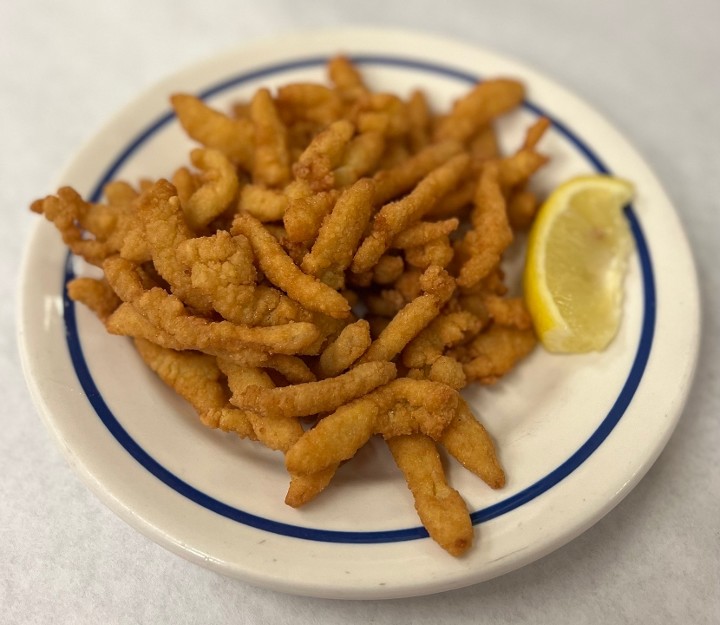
2 1 718 623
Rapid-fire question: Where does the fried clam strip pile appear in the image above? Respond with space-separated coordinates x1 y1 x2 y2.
32 56 548 557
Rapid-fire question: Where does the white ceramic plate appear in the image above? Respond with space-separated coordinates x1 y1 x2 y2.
19 29 700 600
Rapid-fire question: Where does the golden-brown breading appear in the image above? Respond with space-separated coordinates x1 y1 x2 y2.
232 212 351 319
459 325 537 384
440 397 506 488
352 154 470 273
250 88 291 188
402 311 483 368
300 178 375 282
457 161 513 289
231 361 397 419
32 57 552 557
182 148 240 231
285 378 459 475
433 78 525 143
317 319 372 378
170 93 254 171
387 434 473 556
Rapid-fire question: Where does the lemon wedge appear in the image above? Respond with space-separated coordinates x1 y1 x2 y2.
523 175 634 353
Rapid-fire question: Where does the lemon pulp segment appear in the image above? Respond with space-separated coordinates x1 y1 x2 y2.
523 176 634 353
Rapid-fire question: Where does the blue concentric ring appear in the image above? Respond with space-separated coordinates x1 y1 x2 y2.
63 55 656 543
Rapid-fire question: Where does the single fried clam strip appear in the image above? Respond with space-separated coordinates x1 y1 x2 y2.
507 187 539 230
285 466 339 508
468 160 510 234
458 324 537 384
119 298 292 372
67 278 121 321
301 178 375 279
402 311 483 369
406 89 432 152
107 302 194 350
352 153 469 273
386 434 473 556
352 92 410 140
407 356 468 391
392 218 459 249
425 355 467 390
170 93 254 170
275 83 343 126
285 396 378 476
238 185 288 222
317 319 372 378
103 256 320 355
328 55 369 103
141 333 316 382
376 379 458 440
434 79 525 143
497 150 548 191
372 255 404 285
482 295 533 330
127 290 318 355
492 119 550 202
250 88 291 188
358 266 456 364
293 120 355 189
221 351 316 384
440 398 505 489
282 180 339 243
358 293 444 364
469 123 500 164
282 120 355 242
183 148 240 230
371 140 464 205
404 237 454 270
457 162 513 289
108 301 315 382
232 213 351 319
522 116 551 150
171 166 200 208
333 131 385 188
285 379 458 475
31 187 114 266
232 361 397 419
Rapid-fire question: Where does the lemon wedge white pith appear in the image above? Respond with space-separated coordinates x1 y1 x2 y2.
523 175 634 353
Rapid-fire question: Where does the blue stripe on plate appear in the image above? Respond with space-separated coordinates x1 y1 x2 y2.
63 55 656 543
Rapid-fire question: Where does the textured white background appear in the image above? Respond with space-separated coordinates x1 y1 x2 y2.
2 1 719 623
